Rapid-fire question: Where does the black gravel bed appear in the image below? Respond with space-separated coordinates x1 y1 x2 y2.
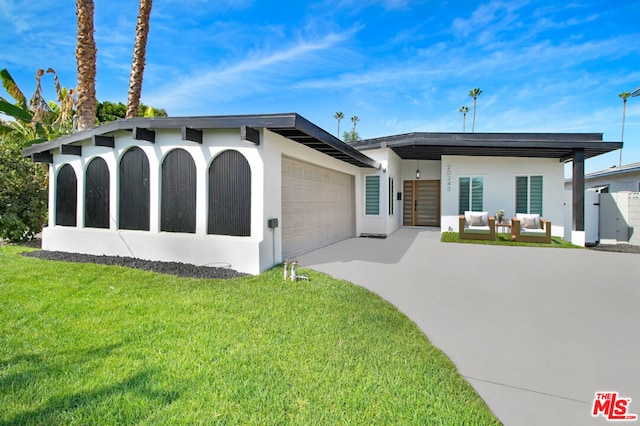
587 244 640 254
21 250 247 279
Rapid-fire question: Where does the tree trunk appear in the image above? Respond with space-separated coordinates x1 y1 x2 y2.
126 0 153 119
75 0 97 131
472 98 477 133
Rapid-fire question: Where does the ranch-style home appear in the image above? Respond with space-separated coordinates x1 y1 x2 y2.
23 113 621 274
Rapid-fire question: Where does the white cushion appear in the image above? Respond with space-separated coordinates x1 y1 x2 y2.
516 213 540 229
521 228 546 236
465 225 491 234
465 211 488 227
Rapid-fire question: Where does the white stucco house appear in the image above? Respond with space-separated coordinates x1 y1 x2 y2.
23 113 621 274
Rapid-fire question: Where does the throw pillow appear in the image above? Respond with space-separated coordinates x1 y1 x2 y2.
522 217 538 229
470 215 485 226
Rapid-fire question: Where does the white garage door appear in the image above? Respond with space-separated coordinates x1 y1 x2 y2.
282 157 355 259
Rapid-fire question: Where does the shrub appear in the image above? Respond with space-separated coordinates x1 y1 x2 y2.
0 136 48 241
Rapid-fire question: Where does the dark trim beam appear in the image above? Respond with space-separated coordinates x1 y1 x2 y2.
32 152 53 163
182 127 203 144
61 145 82 156
241 125 260 145
133 127 155 143
572 149 585 232
93 135 115 148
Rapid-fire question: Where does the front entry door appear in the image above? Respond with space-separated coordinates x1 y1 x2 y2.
403 180 440 226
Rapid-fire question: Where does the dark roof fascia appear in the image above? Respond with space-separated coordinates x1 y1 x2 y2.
22 113 380 169
350 132 622 162
290 114 380 169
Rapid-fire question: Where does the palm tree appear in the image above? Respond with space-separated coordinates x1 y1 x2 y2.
468 88 482 133
334 111 344 137
351 115 360 132
75 0 97 131
618 91 631 166
459 106 469 132
126 0 153 119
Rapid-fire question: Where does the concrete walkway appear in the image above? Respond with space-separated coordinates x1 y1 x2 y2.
297 228 640 426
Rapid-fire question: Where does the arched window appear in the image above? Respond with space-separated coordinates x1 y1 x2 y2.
85 157 110 228
119 147 150 230
56 164 77 226
208 150 251 236
161 149 196 233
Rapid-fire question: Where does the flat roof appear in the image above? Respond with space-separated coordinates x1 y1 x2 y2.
350 132 622 162
22 113 381 169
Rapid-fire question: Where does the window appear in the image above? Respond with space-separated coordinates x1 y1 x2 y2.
85 157 109 228
388 177 395 215
516 175 543 215
56 164 77 226
161 149 197 233
208 150 251 236
119 147 150 231
365 175 380 215
458 176 483 215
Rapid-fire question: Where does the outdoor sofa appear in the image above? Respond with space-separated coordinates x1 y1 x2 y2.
511 213 551 243
458 211 496 240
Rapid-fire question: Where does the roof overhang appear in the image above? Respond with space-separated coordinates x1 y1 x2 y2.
22 113 380 169
350 132 622 162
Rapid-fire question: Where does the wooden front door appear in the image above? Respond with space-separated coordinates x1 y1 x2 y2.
403 180 440 226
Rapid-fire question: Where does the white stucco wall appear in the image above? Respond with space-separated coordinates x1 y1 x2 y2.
440 155 565 236
45 128 266 275
258 130 366 269
358 148 402 236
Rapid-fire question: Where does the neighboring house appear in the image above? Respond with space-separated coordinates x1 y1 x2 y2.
23 113 620 274
564 162 640 193
564 162 640 245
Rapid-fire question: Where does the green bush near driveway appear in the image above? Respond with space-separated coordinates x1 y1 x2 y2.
0 246 499 425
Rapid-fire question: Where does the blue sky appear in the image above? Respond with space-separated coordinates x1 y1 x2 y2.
1 0 639 174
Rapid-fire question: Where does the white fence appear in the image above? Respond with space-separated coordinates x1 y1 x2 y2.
598 192 640 245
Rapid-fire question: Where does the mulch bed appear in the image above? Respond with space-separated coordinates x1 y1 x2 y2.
6 238 247 279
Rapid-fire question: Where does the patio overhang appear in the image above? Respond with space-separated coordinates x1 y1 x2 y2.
351 132 622 242
22 113 380 169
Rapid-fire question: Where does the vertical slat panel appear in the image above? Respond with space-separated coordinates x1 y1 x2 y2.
415 180 440 226
530 175 543 215
471 177 483 211
55 164 77 226
458 177 470 215
85 157 109 228
208 150 251 236
403 180 414 225
515 176 528 214
365 175 380 215
161 149 196 233
119 147 150 230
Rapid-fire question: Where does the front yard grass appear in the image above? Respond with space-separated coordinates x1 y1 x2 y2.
442 231 581 248
0 245 499 425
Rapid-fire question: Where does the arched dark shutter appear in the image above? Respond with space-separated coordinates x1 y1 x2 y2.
85 157 110 228
161 149 196 233
208 150 251 236
55 164 77 226
119 147 150 230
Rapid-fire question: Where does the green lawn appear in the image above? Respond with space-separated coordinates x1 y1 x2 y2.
0 245 499 425
442 231 580 248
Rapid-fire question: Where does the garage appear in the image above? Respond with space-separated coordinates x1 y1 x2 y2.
281 157 355 259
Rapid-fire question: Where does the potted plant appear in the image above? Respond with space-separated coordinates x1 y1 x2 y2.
496 209 505 223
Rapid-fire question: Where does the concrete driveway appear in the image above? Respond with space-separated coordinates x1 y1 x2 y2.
297 228 640 426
